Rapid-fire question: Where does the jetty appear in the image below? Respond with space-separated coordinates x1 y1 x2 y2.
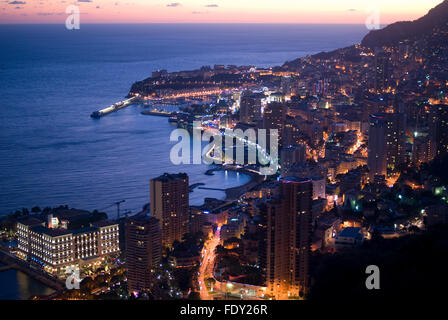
0 264 13 272
90 96 137 118
189 182 205 192
198 187 226 191
0 249 65 291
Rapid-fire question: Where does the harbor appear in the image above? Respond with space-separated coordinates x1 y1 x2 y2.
91 97 185 119
204 165 266 200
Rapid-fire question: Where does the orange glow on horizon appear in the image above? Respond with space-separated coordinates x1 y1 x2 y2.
0 0 443 24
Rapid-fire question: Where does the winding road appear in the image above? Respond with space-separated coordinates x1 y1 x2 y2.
198 227 221 300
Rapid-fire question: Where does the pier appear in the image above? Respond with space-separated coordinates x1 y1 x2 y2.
0 264 13 272
197 186 226 191
189 182 205 192
90 96 137 118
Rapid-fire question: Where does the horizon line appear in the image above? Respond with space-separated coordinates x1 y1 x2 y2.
0 22 382 25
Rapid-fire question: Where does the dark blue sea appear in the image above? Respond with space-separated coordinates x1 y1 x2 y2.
0 24 368 217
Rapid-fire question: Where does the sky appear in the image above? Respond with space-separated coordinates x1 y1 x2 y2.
0 0 444 24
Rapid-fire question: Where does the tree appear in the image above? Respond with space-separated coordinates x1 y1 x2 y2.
31 206 41 213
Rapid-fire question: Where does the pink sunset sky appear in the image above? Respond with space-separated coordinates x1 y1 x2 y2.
0 0 443 24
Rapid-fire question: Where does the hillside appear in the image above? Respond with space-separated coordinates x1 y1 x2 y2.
361 0 448 48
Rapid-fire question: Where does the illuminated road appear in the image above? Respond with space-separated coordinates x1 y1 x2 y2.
201 126 278 176
348 132 363 155
198 227 221 300
197 227 267 300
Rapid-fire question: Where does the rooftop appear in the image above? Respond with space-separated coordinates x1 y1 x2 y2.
152 172 188 182
17 216 44 227
93 220 119 228
281 177 312 184
338 227 363 240
30 225 72 237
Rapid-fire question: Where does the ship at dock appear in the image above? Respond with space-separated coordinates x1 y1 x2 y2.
90 96 138 118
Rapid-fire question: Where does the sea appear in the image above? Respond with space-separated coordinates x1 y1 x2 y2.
0 23 368 299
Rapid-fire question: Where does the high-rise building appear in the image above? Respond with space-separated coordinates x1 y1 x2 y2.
374 53 390 92
280 144 306 175
412 135 435 166
266 177 312 299
263 103 286 145
367 113 406 178
125 214 161 294
150 173 189 248
429 104 448 157
367 114 387 177
239 92 264 124
283 117 302 146
257 202 269 279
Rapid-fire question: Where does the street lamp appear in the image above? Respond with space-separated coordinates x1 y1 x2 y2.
226 282 233 300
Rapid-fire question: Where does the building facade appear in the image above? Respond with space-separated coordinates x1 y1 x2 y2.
125 214 162 294
150 173 189 248
239 92 264 124
16 217 119 277
263 102 286 145
429 104 448 157
266 177 313 299
367 112 406 178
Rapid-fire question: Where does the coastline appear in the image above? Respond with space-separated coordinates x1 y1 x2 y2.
0 250 64 292
0 249 62 300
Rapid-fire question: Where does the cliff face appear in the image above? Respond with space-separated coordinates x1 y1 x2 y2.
361 0 448 48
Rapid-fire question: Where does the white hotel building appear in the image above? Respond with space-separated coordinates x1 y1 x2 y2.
16 217 120 277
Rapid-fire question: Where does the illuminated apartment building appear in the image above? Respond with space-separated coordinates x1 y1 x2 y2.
266 177 312 299
125 214 161 294
263 103 286 144
367 113 406 178
150 173 189 248
412 135 435 166
239 91 264 124
16 216 119 277
374 53 391 92
429 104 448 157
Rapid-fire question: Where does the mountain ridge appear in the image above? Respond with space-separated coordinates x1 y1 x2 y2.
361 0 448 48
